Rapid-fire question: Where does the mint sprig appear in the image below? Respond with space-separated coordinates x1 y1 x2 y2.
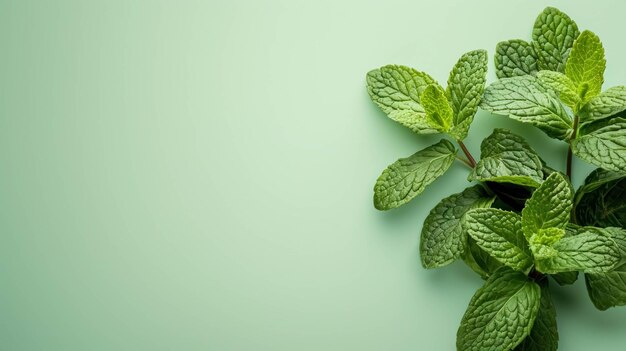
366 6 626 350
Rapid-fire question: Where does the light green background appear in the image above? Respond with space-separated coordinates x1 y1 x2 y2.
1 1 624 350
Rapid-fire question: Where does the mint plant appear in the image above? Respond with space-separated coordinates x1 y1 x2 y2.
366 7 626 350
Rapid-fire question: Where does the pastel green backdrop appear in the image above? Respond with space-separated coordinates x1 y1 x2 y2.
1 0 624 350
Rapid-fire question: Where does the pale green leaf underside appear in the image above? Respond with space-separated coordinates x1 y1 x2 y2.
522 172 573 238
572 122 626 172
480 76 572 140
579 86 626 123
565 30 605 104
536 70 580 111
465 208 533 272
421 84 453 132
514 280 558 351
446 49 488 139
495 40 538 79
366 65 439 134
373 139 456 210
469 128 543 187
536 230 620 274
457 267 540 351
532 7 580 72
420 185 495 269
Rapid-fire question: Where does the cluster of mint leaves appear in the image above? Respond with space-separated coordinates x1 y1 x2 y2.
366 7 626 351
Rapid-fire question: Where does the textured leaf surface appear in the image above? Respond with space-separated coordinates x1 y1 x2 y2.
536 229 620 274
579 86 626 123
469 129 543 187
446 50 488 140
565 30 605 104
572 121 626 172
420 185 495 268
373 139 456 210
457 267 540 351
480 76 572 139
585 228 626 310
366 65 439 133
514 279 558 351
574 168 626 227
532 7 580 72
522 172 573 239
495 40 538 78
586 272 626 310
421 84 452 132
465 208 533 272
536 70 580 111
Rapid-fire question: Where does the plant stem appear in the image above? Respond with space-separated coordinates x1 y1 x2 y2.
566 115 579 180
457 139 477 168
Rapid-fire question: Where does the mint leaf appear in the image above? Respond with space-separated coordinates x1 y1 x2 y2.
464 208 533 272
536 70 581 111
366 65 440 134
586 272 626 310
522 172 573 238
579 86 626 123
446 49 488 139
572 121 626 172
495 40 538 78
421 84 453 132
469 129 543 187
514 279 559 351
463 236 503 279
373 139 456 210
535 229 620 274
585 227 626 310
457 267 541 351
480 76 573 140
574 168 626 227
532 7 580 72
565 30 606 104
420 185 495 269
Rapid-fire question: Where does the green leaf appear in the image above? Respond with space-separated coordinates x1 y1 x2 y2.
579 86 626 123
522 172 573 239
421 84 453 132
514 279 558 351
420 185 495 269
469 129 543 187
585 227 626 310
565 30 606 104
464 208 533 272
571 121 626 172
586 272 626 310
536 70 581 111
495 40 538 78
551 271 579 286
574 168 626 227
463 236 503 279
457 267 541 351
535 228 621 274
373 139 456 210
446 49 488 139
480 76 573 140
366 65 440 134
532 7 580 72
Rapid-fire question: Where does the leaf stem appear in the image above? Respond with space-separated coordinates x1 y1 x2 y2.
457 139 477 168
566 115 579 180
456 155 473 168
